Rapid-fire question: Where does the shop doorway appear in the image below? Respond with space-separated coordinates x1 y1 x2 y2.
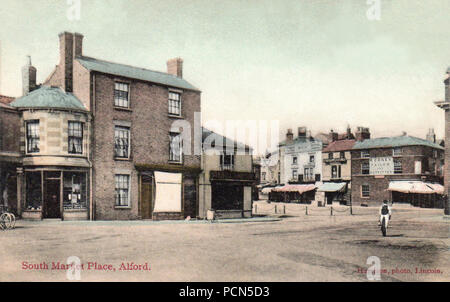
44 179 60 218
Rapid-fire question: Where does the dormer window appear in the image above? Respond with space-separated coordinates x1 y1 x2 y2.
26 120 40 153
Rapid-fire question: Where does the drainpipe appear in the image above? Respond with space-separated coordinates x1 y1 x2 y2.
88 73 96 221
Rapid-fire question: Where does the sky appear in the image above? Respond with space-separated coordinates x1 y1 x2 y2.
0 0 448 153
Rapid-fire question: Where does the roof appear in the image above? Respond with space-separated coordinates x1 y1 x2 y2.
352 135 444 150
279 135 322 146
0 95 14 104
77 56 199 92
317 182 347 192
202 128 252 153
10 86 87 111
322 139 356 152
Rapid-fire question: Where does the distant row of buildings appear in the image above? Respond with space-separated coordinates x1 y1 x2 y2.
257 124 445 207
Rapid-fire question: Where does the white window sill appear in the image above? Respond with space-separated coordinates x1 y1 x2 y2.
114 106 132 112
114 206 131 209
114 157 132 161
168 114 183 119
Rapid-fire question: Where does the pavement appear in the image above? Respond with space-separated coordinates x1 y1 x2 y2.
0 205 448 282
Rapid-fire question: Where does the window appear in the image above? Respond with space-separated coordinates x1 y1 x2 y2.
361 185 370 197
63 172 86 209
292 169 298 179
68 121 83 154
292 156 297 164
114 82 130 108
328 153 333 159
304 168 313 181
331 165 341 179
169 132 182 162
220 154 234 170
361 162 370 175
26 120 40 153
394 159 402 174
262 172 266 181
361 150 370 158
168 92 181 116
309 155 315 163
114 126 130 158
393 148 402 156
115 175 130 207
340 152 345 159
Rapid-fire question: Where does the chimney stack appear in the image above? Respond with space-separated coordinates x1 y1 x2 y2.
297 127 307 138
22 56 37 96
286 129 293 142
329 129 338 142
426 128 436 143
58 32 83 92
167 57 183 78
355 127 370 142
346 125 352 139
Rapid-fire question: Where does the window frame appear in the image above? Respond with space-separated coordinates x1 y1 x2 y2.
114 126 131 159
328 153 333 159
309 155 315 163
68 121 84 154
361 184 370 198
361 150 370 158
292 156 297 164
361 161 370 175
168 91 182 117
292 169 298 180
393 147 402 156
340 151 345 159
220 154 235 170
114 174 130 207
26 120 40 154
394 159 402 174
114 82 130 109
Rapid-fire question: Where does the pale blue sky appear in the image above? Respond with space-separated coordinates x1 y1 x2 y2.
0 0 448 145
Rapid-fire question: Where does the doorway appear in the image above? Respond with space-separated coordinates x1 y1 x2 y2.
140 175 153 219
44 179 61 218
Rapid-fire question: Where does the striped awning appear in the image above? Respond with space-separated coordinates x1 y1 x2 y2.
388 181 444 195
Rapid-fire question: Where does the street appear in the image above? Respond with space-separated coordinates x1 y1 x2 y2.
0 205 448 282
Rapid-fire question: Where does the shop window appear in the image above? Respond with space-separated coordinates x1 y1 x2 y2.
63 172 87 209
26 172 42 210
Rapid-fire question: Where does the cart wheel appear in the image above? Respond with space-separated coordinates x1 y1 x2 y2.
7 213 15 229
0 213 11 230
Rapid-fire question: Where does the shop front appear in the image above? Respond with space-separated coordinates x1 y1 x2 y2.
21 168 89 220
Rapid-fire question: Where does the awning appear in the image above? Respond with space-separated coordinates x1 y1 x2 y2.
388 181 444 195
317 182 346 192
261 187 273 194
272 184 316 194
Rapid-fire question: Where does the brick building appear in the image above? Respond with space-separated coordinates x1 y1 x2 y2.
434 67 450 214
199 129 254 219
0 96 21 215
4 32 202 220
351 135 444 207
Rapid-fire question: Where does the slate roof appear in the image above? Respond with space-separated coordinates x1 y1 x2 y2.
322 139 356 152
202 128 252 153
10 86 87 111
77 56 199 91
352 136 444 150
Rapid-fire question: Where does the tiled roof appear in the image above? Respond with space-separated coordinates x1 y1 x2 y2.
0 95 14 104
77 56 199 91
353 136 444 150
10 86 87 111
322 139 356 152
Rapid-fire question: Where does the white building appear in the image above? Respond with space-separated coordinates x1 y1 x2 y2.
279 127 323 185
260 150 279 185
